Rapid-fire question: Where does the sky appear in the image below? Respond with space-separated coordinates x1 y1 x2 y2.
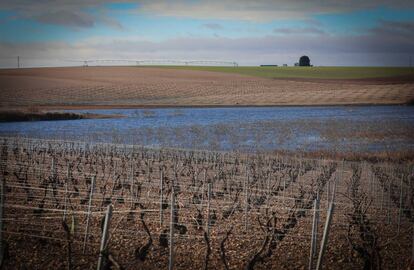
0 0 414 67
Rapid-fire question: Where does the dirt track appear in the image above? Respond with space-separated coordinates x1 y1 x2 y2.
0 66 413 108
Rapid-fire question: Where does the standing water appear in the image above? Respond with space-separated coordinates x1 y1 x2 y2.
0 106 413 153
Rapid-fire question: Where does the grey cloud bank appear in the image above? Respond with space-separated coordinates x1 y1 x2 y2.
138 0 414 21
1 22 413 67
0 0 124 28
2 0 414 25
0 1 413 67
273 27 325 35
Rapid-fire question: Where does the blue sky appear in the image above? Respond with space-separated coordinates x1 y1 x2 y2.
0 1 413 67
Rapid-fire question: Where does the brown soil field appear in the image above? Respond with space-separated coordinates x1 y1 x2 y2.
0 66 413 109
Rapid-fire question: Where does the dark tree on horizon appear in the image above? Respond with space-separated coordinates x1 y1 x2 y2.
299 56 310 66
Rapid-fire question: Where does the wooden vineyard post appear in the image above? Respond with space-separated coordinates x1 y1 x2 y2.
0 174 4 267
160 169 164 226
316 201 335 270
169 189 175 270
381 182 384 212
309 197 320 270
83 176 96 254
147 160 150 182
331 178 337 204
130 159 134 205
280 157 286 204
97 204 113 270
244 165 249 231
387 179 391 224
201 168 207 209
369 164 373 198
398 174 403 234
63 163 70 221
51 157 55 179
411 223 414 268
206 183 211 237
267 168 271 199
298 158 301 186
283 176 286 204
83 143 86 159
326 181 330 205
314 190 320 254
411 169 414 268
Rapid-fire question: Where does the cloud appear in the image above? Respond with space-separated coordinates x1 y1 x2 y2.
2 1 414 26
273 27 325 35
302 18 323 27
202 23 223 30
34 10 96 28
138 0 414 22
99 15 124 30
1 22 413 67
370 19 414 37
0 0 126 28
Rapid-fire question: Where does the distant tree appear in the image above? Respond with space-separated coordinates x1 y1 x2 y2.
299 56 310 66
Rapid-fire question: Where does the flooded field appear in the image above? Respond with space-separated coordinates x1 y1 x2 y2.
0 105 413 153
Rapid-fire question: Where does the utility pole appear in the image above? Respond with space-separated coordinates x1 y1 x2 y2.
17 56 20 68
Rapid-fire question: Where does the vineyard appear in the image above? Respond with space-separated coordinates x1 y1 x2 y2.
0 137 413 269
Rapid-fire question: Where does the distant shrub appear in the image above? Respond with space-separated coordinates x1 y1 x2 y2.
0 111 83 122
